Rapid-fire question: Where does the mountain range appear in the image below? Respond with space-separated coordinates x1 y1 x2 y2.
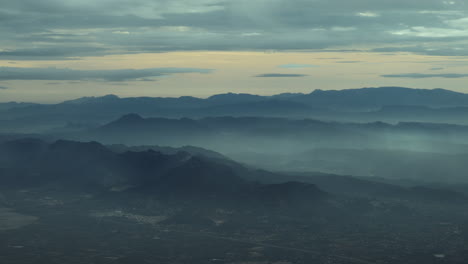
0 138 326 207
66 113 468 153
3 87 468 133
1 138 465 205
53 86 468 110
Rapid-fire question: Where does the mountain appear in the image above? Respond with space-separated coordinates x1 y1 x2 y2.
64 114 468 184
367 105 468 124
56 87 468 110
61 94 121 105
234 148 468 183
0 102 38 111
290 87 468 110
75 114 468 152
0 139 326 206
2 138 464 205
108 143 228 160
252 171 468 203
4 87 468 133
206 92 266 104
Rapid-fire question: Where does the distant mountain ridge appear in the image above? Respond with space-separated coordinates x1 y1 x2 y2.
3 86 468 133
92 114 468 142
5 87 468 112
53 86 468 109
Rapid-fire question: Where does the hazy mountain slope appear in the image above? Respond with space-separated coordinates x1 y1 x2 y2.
4 87 468 133
231 148 468 183
289 87 468 109
1 138 465 204
76 114 468 151
0 139 326 205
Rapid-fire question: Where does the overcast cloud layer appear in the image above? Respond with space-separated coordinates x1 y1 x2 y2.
255 73 308 78
382 73 468 78
0 67 212 81
1 0 468 60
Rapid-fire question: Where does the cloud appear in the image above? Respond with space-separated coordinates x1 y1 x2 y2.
389 26 468 38
0 47 110 60
0 86 9 89
254 73 308 78
278 64 319 69
381 73 468 78
430 67 444 71
336 61 361 63
356 12 380 17
0 0 467 58
372 45 468 56
0 67 213 81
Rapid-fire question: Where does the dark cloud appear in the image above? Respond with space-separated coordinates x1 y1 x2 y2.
430 67 444 71
278 64 318 68
0 0 467 58
0 67 213 81
0 47 109 60
255 73 308 78
372 46 468 57
336 61 361 63
382 73 468 79
0 86 9 89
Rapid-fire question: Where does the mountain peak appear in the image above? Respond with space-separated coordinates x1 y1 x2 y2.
207 93 264 102
101 94 120 99
62 94 120 104
116 113 145 123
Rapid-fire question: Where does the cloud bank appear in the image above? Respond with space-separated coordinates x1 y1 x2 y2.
0 0 467 59
382 73 468 79
278 64 319 69
0 67 213 81
255 73 308 78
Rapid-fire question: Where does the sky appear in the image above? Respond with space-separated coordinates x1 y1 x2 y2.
1 0 468 102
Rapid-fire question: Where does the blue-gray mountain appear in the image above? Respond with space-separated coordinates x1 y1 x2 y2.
3 87 468 133
64 114 468 183
0 138 326 206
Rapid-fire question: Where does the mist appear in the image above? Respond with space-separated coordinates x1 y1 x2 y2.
2 83 468 263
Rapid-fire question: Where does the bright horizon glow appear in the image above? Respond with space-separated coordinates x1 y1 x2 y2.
1 51 468 103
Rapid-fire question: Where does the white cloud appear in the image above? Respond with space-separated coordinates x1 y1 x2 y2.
112 31 130 34
446 17 468 29
390 26 468 38
241 32 262 37
331 27 357 31
356 12 379 17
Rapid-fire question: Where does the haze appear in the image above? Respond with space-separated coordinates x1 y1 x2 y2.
2 1 468 263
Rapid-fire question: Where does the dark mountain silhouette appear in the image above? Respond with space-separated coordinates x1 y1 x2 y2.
290 87 468 109
0 102 38 111
1 138 466 206
206 93 265 104
262 171 468 203
0 139 326 206
62 94 121 105
4 87 468 133
108 144 228 160
57 87 468 110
